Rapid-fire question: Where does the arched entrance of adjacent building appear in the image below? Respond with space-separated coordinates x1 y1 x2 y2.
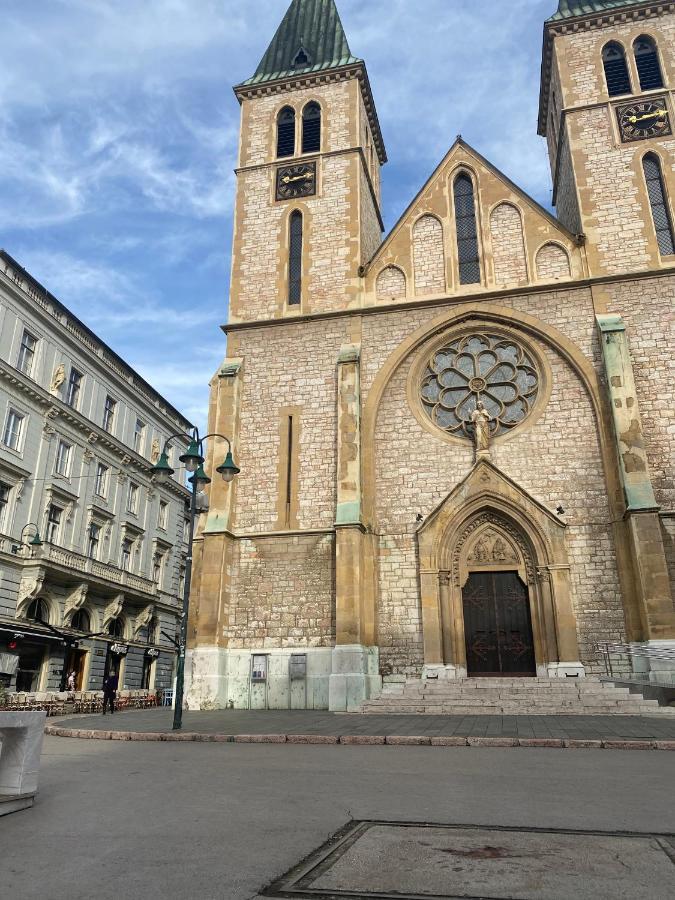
462 571 536 676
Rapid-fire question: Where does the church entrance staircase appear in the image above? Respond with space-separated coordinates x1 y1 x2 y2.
360 677 675 716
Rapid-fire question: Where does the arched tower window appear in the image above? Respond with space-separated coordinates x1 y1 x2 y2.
453 173 481 285
602 43 631 97
634 36 664 91
302 102 321 154
277 106 296 158
288 211 303 305
642 154 675 256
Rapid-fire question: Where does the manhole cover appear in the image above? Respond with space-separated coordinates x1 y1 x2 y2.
263 821 675 899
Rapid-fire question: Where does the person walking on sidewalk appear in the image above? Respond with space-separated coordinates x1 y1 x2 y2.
102 672 118 715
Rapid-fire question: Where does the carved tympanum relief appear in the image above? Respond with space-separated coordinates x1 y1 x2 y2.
452 513 535 586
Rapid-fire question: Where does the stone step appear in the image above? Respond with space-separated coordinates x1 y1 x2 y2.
363 677 675 717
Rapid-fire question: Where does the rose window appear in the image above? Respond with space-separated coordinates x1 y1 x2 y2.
420 333 540 438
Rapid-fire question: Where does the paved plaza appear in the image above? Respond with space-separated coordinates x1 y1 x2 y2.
49 707 675 743
2 735 674 899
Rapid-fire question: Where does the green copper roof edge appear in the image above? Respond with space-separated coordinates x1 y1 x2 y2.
548 1 653 21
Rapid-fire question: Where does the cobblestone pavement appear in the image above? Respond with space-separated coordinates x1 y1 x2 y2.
56 707 675 740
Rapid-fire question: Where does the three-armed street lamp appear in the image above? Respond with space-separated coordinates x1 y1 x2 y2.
151 429 240 730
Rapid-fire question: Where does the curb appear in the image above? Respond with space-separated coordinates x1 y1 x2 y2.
44 725 675 750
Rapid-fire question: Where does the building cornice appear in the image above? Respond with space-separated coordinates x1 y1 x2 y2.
223 264 675 334
537 2 673 136
234 62 387 165
0 251 193 433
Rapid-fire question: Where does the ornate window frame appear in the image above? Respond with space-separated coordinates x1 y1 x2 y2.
407 322 552 448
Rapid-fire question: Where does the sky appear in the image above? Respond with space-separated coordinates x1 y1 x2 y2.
0 0 559 428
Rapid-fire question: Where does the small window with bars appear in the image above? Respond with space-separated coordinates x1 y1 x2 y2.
288 211 303 305
453 173 481 285
302 102 321 154
277 106 296 158
602 42 632 97
643 154 675 256
634 36 664 92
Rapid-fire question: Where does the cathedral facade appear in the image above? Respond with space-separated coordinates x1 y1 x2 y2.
185 0 675 710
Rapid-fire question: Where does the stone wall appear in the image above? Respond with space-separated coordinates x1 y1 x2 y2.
604 275 675 511
536 243 572 281
413 215 446 295
228 533 334 649
376 266 406 302
231 317 351 533
490 202 528 286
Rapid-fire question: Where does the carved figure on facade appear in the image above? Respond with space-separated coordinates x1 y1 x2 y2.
150 439 161 464
50 364 66 394
453 513 534 586
133 603 155 637
63 583 88 623
471 402 492 457
103 593 125 628
17 571 45 607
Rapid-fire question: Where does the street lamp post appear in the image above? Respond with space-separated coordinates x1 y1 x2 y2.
151 429 240 730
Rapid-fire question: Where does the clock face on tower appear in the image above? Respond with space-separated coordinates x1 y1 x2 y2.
616 98 672 143
275 162 316 201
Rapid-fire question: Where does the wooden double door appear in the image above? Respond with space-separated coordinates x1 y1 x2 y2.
462 571 536 676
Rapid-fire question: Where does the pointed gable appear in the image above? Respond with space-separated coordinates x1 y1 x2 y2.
366 139 582 305
242 0 360 86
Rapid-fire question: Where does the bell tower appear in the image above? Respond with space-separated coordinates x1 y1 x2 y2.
229 0 386 323
539 1 675 276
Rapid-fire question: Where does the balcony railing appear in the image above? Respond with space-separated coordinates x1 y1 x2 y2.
35 543 157 597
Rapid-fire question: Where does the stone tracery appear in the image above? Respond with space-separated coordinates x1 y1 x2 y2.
420 332 540 439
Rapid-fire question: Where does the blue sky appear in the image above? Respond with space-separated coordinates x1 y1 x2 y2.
1 0 558 427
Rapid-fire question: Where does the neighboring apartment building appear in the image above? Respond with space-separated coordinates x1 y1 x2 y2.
0 250 192 694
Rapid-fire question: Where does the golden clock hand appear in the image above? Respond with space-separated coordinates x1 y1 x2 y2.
628 110 667 124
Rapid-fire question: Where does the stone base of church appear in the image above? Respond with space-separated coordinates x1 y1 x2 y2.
328 645 381 712
184 645 381 710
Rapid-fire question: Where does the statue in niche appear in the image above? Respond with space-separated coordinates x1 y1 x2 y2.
50 364 66 394
470 401 492 456
150 439 161 464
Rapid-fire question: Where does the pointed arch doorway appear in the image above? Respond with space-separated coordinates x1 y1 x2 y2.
416 461 585 680
462 570 536 676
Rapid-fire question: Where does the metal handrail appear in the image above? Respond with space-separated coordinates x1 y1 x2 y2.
594 641 675 678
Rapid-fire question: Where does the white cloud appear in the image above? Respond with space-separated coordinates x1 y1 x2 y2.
1 0 560 423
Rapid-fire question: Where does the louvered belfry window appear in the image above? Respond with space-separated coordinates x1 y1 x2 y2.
643 154 675 256
288 211 303 304
302 102 321 154
602 43 632 97
277 106 296 158
454 173 481 285
634 36 664 91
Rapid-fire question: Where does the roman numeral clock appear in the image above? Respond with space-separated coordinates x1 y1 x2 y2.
616 98 672 143
276 162 316 201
